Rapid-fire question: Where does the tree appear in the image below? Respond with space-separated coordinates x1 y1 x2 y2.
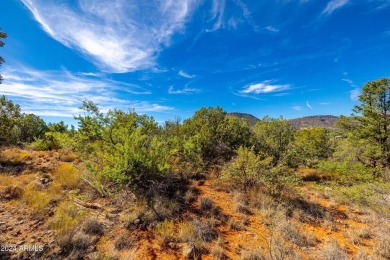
0 29 7 84
253 116 295 166
0 95 21 144
288 128 332 167
74 100 172 188
350 78 390 166
0 96 48 144
48 121 69 133
18 113 47 142
182 107 252 166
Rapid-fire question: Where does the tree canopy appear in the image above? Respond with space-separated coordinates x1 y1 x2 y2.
343 78 390 167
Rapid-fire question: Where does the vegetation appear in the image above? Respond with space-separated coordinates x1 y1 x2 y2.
1 77 390 259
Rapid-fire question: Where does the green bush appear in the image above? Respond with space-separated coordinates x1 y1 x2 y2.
318 160 376 185
288 128 332 168
74 101 173 189
221 146 272 190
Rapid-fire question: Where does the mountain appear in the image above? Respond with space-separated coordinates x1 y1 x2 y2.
227 112 260 126
289 115 339 129
228 113 339 129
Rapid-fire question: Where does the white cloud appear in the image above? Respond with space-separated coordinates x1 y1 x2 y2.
273 93 289 96
265 26 280 33
321 0 349 16
319 102 331 105
207 0 226 32
292 106 302 111
342 78 359 88
241 81 290 94
350 88 360 101
21 0 197 73
168 85 200 94
306 101 313 109
0 65 173 117
178 70 196 79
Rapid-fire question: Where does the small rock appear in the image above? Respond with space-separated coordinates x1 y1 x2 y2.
182 243 195 259
168 242 179 249
106 214 118 220
133 218 142 225
40 178 49 184
12 230 22 236
86 252 101 260
109 208 121 214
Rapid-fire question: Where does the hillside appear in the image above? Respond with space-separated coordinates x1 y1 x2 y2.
227 112 259 126
228 113 339 129
289 115 339 129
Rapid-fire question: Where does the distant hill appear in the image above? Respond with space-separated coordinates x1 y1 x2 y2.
289 115 339 129
228 112 260 126
228 113 339 129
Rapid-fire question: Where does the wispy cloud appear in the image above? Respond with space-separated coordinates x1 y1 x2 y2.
231 0 259 32
21 0 196 73
178 70 196 79
350 89 360 101
168 85 200 94
342 78 358 88
265 26 279 33
306 101 313 109
319 102 331 105
207 0 226 31
273 93 289 97
321 0 349 16
240 81 290 94
0 65 173 117
292 106 302 111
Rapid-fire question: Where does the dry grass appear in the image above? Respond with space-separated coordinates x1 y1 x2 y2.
228 218 243 231
211 237 226 260
50 201 86 255
277 219 310 247
83 218 105 236
54 163 81 190
239 248 265 260
155 219 176 246
248 189 275 211
178 221 197 243
323 212 337 231
122 202 157 230
192 218 217 243
374 228 390 259
233 191 247 205
23 185 52 218
59 153 78 162
114 233 134 250
184 187 198 204
199 196 214 211
320 240 348 260
0 148 32 164
50 201 82 238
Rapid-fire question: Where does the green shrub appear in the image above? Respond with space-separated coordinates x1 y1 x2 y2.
318 160 376 185
221 146 272 190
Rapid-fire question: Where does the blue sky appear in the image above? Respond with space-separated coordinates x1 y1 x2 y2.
0 0 390 125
